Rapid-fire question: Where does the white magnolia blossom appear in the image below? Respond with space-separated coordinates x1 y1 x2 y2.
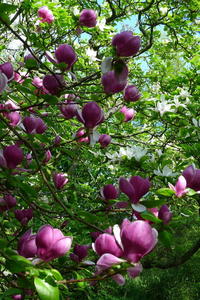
86 48 99 63
192 118 200 127
179 88 190 98
172 96 187 109
97 18 107 31
119 146 148 161
156 98 174 116
159 7 168 15
154 165 178 177
73 7 80 16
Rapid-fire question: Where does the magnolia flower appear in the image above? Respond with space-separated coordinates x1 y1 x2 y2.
53 173 68 189
79 9 97 28
101 184 118 201
156 98 174 116
36 225 72 261
76 102 104 129
119 176 150 204
97 18 107 31
86 48 99 63
179 88 190 98
120 146 147 161
182 165 200 192
159 7 168 15
38 6 54 24
172 96 186 109
154 165 178 177
169 175 189 197
112 31 141 57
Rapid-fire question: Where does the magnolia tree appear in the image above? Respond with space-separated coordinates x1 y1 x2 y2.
0 0 199 299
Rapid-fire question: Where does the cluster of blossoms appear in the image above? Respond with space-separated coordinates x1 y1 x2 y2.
93 219 157 285
18 225 72 262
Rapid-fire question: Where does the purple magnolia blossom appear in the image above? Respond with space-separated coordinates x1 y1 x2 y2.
54 135 62 145
43 150 52 164
158 205 172 225
0 72 8 93
0 62 14 81
0 145 23 169
36 224 72 261
38 6 54 24
70 244 90 263
120 106 136 122
124 85 141 102
0 194 17 212
76 102 104 129
93 233 123 257
169 175 188 197
182 165 200 192
1 100 21 127
18 229 37 258
112 31 141 57
119 176 150 204
99 134 112 148
14 208 33 226
102 64 128 94
53 173 68 189
75 128 89 143
60 100 77 119
101 184 118 201
55 44 77 70
23 116 47 134
79 9 97 28
43 74 64 95
119 219 158 263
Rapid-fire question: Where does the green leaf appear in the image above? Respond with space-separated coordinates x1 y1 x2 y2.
157 188 175 196
141 199 166 208
41 94 58 104
51 269 63 281
140 211 162 223
159 230 173 248
5 255 32 273
0 288 22 300
0 238 7 248
0 3 17 13
34 277 60 300
186 188 196 196
25 58 38 69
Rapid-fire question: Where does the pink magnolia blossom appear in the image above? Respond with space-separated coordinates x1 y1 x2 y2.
38 6 54 24
43 74 64 95
70 244 90 263
169 175 188 197
36 224 72 261
120 106 136 122
1 100 21 127
53 173 68 189
23 116 47 134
